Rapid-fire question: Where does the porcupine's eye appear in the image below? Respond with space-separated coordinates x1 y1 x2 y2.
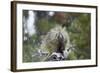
53 55 57 59
49 55 57 61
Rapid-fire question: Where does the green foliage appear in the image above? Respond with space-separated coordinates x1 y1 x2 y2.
37 18 56 34
67 51 77 60
68 14 91 59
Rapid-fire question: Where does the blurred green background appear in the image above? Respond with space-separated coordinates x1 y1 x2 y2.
23 10 91 62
